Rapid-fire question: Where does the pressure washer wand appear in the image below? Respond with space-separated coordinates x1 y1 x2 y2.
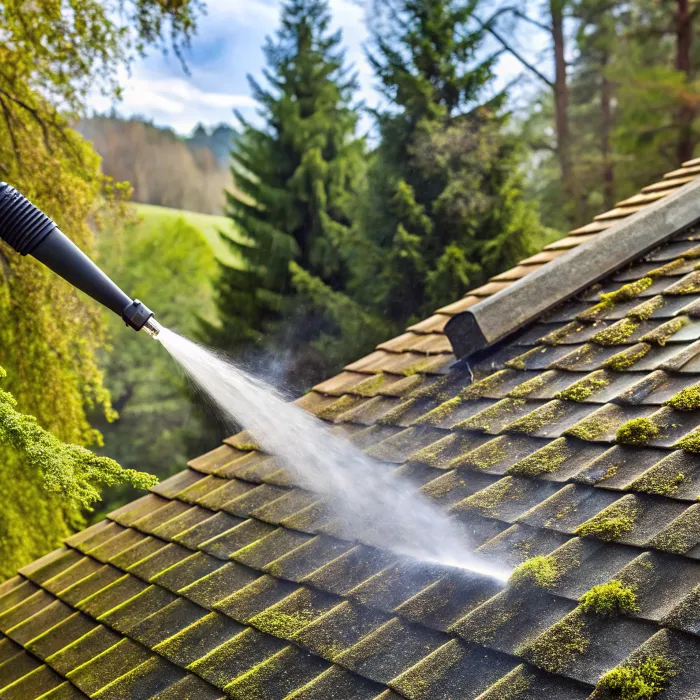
0 183 161 337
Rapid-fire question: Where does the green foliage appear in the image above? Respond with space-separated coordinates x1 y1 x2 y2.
133 204 242 268
599 655 676 700
92 211 219 515
0 0 201 578
0 366 156 578
352 0 546 321
203 0 370 390
579 580 638 615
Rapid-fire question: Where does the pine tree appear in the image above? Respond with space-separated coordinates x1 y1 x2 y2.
353 0 544 322
204 0 365 388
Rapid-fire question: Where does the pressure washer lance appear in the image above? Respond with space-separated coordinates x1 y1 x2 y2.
0 183 161 337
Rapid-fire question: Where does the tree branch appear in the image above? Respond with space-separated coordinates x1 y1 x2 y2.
482 5 551 33
473 15 555 88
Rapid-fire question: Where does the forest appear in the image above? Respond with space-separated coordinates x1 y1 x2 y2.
0 0 699 577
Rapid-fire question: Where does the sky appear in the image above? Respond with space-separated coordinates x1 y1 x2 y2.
88 0 544 136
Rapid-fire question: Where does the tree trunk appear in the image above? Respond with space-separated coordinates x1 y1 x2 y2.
676 0 694 164
601 68 615 208
551 0 575 213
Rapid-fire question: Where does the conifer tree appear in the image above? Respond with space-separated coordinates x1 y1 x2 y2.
204 0 365 387
353 0 544 322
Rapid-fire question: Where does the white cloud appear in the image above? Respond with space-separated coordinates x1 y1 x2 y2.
90 75 257 132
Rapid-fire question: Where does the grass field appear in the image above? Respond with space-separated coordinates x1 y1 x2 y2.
133 203 242 267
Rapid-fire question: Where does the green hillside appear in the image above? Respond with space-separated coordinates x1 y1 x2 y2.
133 203 242 267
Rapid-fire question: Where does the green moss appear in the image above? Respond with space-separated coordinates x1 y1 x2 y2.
522 609 589 673
579 580 639 616
457 436 509 470
457 476 520 516
616 418 661 445
316 394 363 421
458 370 513 400
682 244 700 259
414 396 463 425
250 609 314 638
603 343 651 371
666 270 700 294
555 372 610 401
510 555 559 588
402 358 431 376
565 412 618 441
555 344 594 370
476 665 532 699
639 317 688 346
577 279 653 323
577 301 613 323
377 398 416 425
235 443 259 451
674 428 700 453
592 318 640 346
647 258 686 278
505 348 542 370
664 383 700 410
353 373 386 397
626 295 665 321
539 322 584 346
603 278 654 302
505 400 565 434
508 438 569 476
598 655 676 700
456 398 526 432
649 506 700 553
576 497 639 541
508 372 552 399
630 466 685 496
460 605 520 645
598 464 619 482
408 374 449 400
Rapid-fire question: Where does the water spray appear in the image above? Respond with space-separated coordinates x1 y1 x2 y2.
0 183 162 337
0 183 511 581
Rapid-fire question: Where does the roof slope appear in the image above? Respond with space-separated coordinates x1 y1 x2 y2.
5 160 700 699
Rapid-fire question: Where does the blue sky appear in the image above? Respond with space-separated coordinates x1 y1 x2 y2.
89 0 542 135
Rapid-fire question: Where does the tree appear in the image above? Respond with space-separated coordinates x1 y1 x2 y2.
0 0 202 577
203 0 366 390
353 0 545 323
90 212 220 517
479 2 577 223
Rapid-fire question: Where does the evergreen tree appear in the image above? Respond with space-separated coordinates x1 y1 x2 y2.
204 0 366 389
353 0 545 322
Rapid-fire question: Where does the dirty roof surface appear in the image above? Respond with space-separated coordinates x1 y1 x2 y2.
5 162 700 699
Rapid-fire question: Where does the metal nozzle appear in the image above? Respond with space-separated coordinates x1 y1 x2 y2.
0 183 158 334
143 317 162 338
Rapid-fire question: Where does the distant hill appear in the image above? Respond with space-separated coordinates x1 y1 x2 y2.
78 116 237 215
133 203 242 268
187 123 237 166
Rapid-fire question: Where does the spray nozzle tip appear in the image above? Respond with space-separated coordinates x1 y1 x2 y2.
143 317 162 338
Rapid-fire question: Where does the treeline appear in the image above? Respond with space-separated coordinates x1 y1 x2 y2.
202 0 700 392
506 0 700 230
204 0 548 392
78 117 234 214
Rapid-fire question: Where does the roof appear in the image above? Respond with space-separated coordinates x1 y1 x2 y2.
5 159 700 699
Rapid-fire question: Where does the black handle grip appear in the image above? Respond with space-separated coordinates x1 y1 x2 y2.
0 182 56 255
0 182 154 331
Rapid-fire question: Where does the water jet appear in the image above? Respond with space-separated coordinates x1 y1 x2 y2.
0 183 510 582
